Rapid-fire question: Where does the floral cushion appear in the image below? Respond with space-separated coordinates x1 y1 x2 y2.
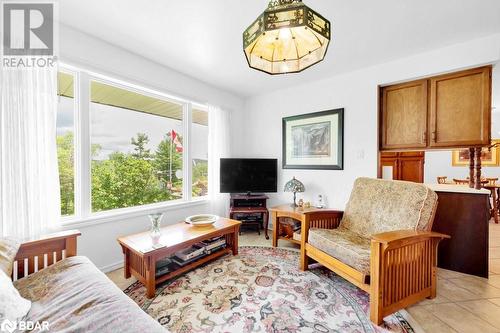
307 228 371 274
0 237 21 277
340 177 438 238
14 256 165 333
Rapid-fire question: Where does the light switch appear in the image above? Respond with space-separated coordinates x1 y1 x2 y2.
356 149 365 159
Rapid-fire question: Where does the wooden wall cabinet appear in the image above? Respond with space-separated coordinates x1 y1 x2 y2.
380 66 492 151
381 80 428 150
379 152 425 183
429 67 492 147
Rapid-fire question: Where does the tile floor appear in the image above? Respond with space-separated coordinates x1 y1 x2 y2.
405 222 500 333
107 224 500 333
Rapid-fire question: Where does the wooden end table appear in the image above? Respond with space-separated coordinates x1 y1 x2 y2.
117 218 241 298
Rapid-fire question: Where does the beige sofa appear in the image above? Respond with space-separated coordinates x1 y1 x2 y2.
8 231 165 332
299 177 449 324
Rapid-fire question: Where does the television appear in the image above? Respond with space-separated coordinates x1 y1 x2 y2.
220 158 277 194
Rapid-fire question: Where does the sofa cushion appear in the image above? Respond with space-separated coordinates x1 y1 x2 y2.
0 237 20 276
340 178 438 238
308 228 371 275
0 270 31 322
14 256 165 333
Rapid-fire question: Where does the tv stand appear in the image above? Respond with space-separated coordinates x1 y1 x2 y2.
229 194 269 239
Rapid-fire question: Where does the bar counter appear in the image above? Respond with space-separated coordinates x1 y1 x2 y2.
426 184 490 277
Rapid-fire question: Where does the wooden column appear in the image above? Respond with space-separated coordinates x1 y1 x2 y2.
475 148 482 190
469 147 475 188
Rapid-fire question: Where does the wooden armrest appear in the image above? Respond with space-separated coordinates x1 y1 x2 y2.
371 230 450 245
18 229 81 248
16 229 81 258
13 230 81 280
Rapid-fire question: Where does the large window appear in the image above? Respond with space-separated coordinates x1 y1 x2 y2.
90 81 184 212
57 72 76 216
56 68 209 222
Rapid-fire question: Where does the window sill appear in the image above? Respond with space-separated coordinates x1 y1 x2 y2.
60 198 210 229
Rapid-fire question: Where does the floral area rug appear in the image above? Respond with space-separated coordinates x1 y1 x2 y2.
124 246 414 333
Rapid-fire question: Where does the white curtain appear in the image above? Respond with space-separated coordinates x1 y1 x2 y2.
208 105 231 217
0 65 61 238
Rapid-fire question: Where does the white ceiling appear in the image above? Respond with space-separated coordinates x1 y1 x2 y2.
59 0 500 98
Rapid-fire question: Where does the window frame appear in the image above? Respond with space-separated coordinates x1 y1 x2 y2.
190 104 210 199
57 68 79 222
58 64 210 227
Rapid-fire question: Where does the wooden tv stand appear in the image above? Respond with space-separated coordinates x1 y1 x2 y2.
229 194 269 239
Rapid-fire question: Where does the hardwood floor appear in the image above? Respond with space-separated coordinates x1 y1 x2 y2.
107 226 500 332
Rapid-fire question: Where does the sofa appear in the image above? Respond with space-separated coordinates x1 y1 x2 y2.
2 230 165 332
299 177 450 325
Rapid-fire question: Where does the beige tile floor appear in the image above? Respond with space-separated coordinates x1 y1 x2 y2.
107 224 500 333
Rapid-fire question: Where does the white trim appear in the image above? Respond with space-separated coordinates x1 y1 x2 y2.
99 260 124 273
61 198 209 229
57 66 80 219
60 61 198 106
80 71 92 218
183 103 193 202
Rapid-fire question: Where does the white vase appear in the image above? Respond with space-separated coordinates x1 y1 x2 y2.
148 213 164 238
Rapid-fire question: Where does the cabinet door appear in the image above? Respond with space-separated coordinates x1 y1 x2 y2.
380 80 428 150
429 66 491 148
398 156 424 183
379 157 398 180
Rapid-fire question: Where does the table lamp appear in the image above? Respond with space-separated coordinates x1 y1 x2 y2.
284 177 305 207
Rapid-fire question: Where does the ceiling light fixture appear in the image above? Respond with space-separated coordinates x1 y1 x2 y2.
243 0 331 75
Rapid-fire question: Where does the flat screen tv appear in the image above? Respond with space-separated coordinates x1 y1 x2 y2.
220 158 277 194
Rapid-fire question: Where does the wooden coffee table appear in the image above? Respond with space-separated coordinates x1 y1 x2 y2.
117 218 241 298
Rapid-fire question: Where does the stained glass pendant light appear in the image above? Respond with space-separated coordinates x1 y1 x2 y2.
243 0 331 75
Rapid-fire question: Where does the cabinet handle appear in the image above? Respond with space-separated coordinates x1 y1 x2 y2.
432 131 437 142
422 131 427 144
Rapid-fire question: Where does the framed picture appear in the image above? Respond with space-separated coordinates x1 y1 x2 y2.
282 108 344 170
452 140 500 166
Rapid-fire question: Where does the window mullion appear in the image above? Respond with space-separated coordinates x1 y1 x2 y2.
183 103 192 202
72 70 82 218
79 72 91 216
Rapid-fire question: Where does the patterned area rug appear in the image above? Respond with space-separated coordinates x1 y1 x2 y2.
124 246 414 333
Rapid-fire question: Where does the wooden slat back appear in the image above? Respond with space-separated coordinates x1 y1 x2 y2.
309 212 343 229
382 239 433 307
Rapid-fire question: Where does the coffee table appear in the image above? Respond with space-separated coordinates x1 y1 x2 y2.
117 217 241 298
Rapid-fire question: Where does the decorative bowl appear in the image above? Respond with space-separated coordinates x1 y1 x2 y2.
185 214 218 227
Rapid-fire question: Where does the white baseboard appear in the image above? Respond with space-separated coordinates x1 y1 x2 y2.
99 261 123 273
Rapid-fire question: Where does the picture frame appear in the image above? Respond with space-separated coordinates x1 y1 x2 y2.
282 108 344 170
452 139 500 166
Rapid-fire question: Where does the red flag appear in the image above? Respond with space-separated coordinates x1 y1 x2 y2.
171 130 183 153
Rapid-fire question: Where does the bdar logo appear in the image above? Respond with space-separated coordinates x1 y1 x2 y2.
0 319 17 333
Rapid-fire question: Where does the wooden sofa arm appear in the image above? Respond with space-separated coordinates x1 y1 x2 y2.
12 230 81 280
371 230 450 245
369 229 449 324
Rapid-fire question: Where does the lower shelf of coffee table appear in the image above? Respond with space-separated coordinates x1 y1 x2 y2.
155 248 232 285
